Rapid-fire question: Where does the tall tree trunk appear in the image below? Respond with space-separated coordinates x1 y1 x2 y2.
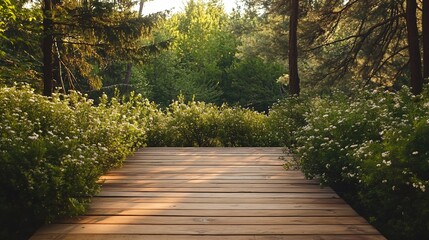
42 0 54 96
138 0 145 16
423 0 429 81
405 0 423 95
288 0 300 95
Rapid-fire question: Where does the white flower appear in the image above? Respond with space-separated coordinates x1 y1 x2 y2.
382 151 389 157
412 151 419 155
28 133 39 140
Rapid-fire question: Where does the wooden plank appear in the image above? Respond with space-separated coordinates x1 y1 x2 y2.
59 216 368 225
110 166 289 172
99 187 334 193
88 202 351 210
99 179 320 184
35 224 380 235
126 155 293 160
128 157 285 160
102 172 305 180
122 162 285 166
31 234 386 240
100 183 325 188
90 197 345 204
127 154 287 157
85 209 358 217
97 192 341 198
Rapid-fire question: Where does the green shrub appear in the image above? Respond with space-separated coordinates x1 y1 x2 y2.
145 97 275 147
218 105 269 146
293 86 429 239
169 99 221 147
267 97 309 147
0 85 148 239
295 90 386 188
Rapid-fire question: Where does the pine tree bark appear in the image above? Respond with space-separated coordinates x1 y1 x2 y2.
42 0 54 96
423 0 429 81
288 0 300 95
405 0 423 95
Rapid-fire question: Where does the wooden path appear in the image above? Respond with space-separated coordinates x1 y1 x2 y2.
31 147 385 240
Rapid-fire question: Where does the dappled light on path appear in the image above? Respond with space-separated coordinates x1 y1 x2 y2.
31 147 385 240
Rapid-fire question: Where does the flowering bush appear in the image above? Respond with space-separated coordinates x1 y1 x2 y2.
294 86 429 240
0 85 148 239
295 90 385 188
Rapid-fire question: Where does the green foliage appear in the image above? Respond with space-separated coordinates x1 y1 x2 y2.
142 0 238 105
0 0 16 42
293 86 429 239
225 57 285 111
0 2 42 88
266 96 308 147
146 96 275 147
0 85 148 239
217 105 269 146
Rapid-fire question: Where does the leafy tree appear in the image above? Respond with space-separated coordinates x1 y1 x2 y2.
0 0 16 48
142 0 237 105
0 1 42 88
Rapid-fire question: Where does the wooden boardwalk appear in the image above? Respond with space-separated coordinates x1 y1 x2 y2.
31 147 385 240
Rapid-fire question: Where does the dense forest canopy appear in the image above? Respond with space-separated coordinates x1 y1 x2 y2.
1 0 427 108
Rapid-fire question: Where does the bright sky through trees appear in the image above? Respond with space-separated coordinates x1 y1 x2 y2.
142 0 238 15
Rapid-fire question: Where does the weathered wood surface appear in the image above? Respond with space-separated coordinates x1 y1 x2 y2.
31 147 385 240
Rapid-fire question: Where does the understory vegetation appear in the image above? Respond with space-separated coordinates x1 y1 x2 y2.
1 84 428 239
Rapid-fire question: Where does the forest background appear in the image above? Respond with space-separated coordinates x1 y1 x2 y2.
2 0 427 109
